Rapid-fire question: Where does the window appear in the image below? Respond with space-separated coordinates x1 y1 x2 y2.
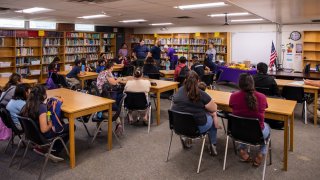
75 24 94 32
29 21 56 30
0 19 25 28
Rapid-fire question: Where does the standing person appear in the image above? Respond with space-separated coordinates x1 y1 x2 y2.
133 39 149 67
0 73 21 106
118 43 128 58
20 85 69 162
171 71 220 155
163 44 176 69
150 40 161 67
48 57 69 88
229 73 270 166
205 43 217 72
6 83 31 130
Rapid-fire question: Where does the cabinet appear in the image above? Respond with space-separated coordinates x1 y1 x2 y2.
303 31 320 70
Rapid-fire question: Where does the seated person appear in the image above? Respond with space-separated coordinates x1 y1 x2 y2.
97 62 123 110
48 57 69 88
143 57 160 76
6 83 31 130
124 68 151 125
171 71 220 155
20 85 69 162
191 56 210 79
174 56 189 82
96 59 106 73
0 73 21 106
253 62 279 96
229 73 270 167
204 54 217 73
66 59 84 89
81 58 92 72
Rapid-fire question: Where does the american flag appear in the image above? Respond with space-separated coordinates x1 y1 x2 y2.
269 41 277 68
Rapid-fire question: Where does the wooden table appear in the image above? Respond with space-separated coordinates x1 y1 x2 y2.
113 64 124 72
0 77 37 89
159 70 175 78
47 88 115 169
275 79 320 125
119 76 179 125
269 70 320 80
206 90 296 171
58 71 98 89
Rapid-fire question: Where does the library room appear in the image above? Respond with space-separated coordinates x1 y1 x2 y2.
0 0 320 179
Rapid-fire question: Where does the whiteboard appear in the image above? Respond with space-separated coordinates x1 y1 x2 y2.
231 32 277 66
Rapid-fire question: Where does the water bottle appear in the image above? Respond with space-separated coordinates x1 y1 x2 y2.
81 64 85 72
166 61 169 70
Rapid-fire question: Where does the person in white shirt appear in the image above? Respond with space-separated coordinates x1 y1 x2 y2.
124 68 151 124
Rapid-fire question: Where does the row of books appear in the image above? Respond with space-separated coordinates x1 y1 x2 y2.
42 56 57 64
208 38 225 45
45 31 63 38
84 33 100 39
16 68 41 75
103 33 115 38
66 32 83 38
16 48 35 56
84 39 100 46
215 46 227 53
105 52 114 59
43 47 59 55
85 54 99 61
0 38 4 46
103 39 112 46
189 46 205 53
66 39 84 46
189 39 207 45
0 30 14 37
16 57 41 66
43 38 61 46
144 39 154 44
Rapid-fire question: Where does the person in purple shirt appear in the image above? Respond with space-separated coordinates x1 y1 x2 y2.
164 44 176 69
118 43 128 58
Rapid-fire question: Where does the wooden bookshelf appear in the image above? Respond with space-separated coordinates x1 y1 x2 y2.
101 33 116 60
130 32 231 63
303 31 320 70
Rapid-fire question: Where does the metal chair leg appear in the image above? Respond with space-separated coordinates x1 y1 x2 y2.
232 140 237 155
262 140 270 180
9 138 23 167
91 121 104 144
39 141 55 180
148 106 151 133
19 140 30 169
304 101 307 124
221 117 227 134
166 131 173 162
58 137 70 156
112 130 122 148
269 139 272 165
197 135 207 173
78 118 92 137
4 135 13 153
223 136 229 170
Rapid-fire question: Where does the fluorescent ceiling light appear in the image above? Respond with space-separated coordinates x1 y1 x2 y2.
78 14 109 19
119 19 146 23
208 12 250 17
16 7 53 14
231 18 264 22
174 2 226 10
150 23 173 26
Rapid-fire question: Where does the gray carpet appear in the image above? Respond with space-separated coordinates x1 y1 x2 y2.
1 84 320 180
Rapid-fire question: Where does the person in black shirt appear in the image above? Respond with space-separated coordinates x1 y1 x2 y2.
143 57 159 76
253 62 279 96
191 56 209 79
150 40 161 66
48 57 69 88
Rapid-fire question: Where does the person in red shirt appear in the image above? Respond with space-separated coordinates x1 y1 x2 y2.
174 56 188 81
229 73 270 167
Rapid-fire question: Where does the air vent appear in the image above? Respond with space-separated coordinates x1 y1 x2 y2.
174 16 192 19
311 19 320 23
67 0 120 4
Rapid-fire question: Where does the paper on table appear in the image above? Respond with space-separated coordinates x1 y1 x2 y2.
288 81 304 86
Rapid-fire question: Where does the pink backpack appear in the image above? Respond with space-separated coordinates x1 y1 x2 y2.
0 117 11 140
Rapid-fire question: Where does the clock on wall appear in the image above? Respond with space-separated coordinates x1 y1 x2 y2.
289 31 301 41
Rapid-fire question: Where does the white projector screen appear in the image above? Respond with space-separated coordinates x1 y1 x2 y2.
231 32 277 66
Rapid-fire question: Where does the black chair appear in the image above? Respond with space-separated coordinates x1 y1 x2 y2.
0 104 24 153
10 116 69 180
167 109 212 173
124 92 152 133
255 87 273 96
91 94 127 146
122 65 134 76
223 114 272 180
281 86 307 124
147 73 161 80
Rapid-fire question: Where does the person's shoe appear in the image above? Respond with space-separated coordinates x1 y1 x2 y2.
208 144 218 156
180 136 192 149
33 147 47 156
46 153 64 163
115 123 123 136
239 149 251 162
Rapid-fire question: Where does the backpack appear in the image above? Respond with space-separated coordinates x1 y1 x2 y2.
47 97 64 133
46 73 58 90
178 65 190 79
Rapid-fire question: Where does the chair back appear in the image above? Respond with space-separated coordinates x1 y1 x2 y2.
168 109 201 138
255 87 273 96
147 73 160 80
281 86 304 103
123 65 134 76
0 104 22 134
17 116 48 145
201 73 214 86
112 93 127 121
227 114 265 145
124 92 148 110
88 81 100 96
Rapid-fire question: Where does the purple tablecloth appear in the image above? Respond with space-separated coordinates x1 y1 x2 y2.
217 66 257 84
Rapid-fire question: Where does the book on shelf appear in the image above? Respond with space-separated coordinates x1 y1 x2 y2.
66 32 83 38
45 31 63 38
0 72 13 77
208 38 225 45
43 38 61 46
16 57 40 66
0 30 14 37
43 56 58 64
84 47 98 53
16 48 34 56
66 39 84 46
84 33 100 39
65 47 83 54
189 38 207 45
43 47 59 55
0 61 11 67
103 39 112 45
84 39 100 46
103 33 115 38
0 38 4 46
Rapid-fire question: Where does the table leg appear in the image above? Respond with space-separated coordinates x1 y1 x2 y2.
314 91 318 126
81 80 85 89
107 104 113 150
68 115 76 168
283 117 288 171
156 92 161 125
290 113 294 152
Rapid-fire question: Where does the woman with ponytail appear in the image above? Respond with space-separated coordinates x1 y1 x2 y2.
229 73 269 166
171 71 220 155
20 85 69 162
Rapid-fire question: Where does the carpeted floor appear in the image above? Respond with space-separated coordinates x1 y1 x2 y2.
1 84 320 180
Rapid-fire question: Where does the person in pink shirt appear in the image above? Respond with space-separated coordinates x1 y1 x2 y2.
229 73 270 167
